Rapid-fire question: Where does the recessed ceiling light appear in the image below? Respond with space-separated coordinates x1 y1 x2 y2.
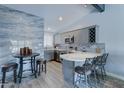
59 16 63 21
84 4 87 8
47 27 51 31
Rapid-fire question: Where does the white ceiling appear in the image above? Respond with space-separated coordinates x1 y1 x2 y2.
4 4 96 33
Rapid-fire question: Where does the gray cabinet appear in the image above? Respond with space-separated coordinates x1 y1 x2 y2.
77 29 89 45
44 50 54 61
54 34 61 44
54 50 60 62
54 26 98 45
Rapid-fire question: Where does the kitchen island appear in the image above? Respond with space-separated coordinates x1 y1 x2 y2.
60 52 101 85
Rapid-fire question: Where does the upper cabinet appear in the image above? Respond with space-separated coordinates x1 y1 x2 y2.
54 33 62 45
54 25 99 45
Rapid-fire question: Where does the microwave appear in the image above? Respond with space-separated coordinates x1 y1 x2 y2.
65 36 74 44
65 38 70 44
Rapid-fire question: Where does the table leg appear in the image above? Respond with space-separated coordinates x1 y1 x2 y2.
31 57 34 73
18 64 21 78
19 57 23 83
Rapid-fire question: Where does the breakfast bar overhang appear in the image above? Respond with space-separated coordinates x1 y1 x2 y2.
60 52 101 85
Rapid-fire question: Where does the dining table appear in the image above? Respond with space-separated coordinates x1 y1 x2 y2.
13 53 40 83
60 51 102 85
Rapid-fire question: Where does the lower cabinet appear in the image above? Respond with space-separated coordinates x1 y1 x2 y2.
44 50 66 62
54 50 61 62
44 50 54 61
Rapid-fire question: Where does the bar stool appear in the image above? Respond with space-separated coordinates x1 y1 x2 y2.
74 58 94 88
1 62 18 88
36 59 47 76
95 53 108 80
100 53 108 79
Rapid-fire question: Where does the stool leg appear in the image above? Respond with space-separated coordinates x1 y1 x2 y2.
74 74 79 88
45 63 46 74
36 63 38 74
1 72 6 88
38 63 41 76
42 64 43 71
101 68 104 80
14 70 17 83
33 57 37 78
103 66 106 78
93 70 98 87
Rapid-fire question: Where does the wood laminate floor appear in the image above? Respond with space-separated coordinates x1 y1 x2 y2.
1 61 124 88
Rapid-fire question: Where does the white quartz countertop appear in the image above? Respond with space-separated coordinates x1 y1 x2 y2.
60 52 101 62
44 48 67 51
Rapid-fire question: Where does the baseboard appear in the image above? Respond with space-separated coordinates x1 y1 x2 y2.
106 72 124 81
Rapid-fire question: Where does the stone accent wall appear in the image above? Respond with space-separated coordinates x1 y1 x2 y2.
0 5 44 64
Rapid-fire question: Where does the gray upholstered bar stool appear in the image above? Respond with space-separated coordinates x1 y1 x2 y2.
0 62 18 88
